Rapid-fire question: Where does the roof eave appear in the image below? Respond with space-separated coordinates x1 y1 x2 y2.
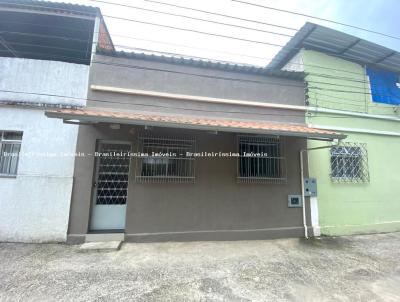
267 22 317 70
0 0 101 19
95 49 305 80
45 111 345 141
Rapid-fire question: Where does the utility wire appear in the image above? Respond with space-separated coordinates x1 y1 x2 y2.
0 25 372 78
0 20 366 76
143 0 297 31
100 13 400 70
101 14 285 47
0 32 393 94
0 41 381 94
110 36 270 61
90 0 293 38
0 35 18 57
0 16 394 79
2 43 399 102
3 26 364 78
1 1 398 111
7 0 398 43
3 0 399 58
232 0 400 41
1 88 394 120
0 89 308 118
1 42 398 100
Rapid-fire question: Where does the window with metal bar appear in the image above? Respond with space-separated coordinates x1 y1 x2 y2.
0 131 23 176
330 143 369 183
136 136 196 183
237 135 286 184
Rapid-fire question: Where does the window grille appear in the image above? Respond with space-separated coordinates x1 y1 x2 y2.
136 135 196 183
330 142 369 183
0 131 23 176
237 135 287 184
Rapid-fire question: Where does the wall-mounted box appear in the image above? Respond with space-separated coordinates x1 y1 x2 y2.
304 178 317 197
288 195 303 207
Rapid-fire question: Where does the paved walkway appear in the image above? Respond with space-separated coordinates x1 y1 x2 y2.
1 233 400 301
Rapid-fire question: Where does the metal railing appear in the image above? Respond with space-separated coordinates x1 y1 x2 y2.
135 135 196 183
236 135 287 184
330 142 369 183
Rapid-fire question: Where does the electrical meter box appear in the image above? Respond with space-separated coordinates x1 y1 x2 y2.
304 178 317 197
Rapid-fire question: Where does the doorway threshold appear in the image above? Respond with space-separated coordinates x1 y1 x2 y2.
88 229 124 234
85 232 125 242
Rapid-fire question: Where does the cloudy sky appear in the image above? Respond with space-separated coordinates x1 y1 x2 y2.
60 0 400 66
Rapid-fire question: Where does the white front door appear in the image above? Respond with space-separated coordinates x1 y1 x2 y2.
90 141 131 231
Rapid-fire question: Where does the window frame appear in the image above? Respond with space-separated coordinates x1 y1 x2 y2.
135 135 196 184
0 131 23 177
330 143 369 183
236 135 287 184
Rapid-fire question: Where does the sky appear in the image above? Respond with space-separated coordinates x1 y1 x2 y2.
55 0 400 66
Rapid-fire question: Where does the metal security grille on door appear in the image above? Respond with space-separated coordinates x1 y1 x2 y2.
96 143 131 205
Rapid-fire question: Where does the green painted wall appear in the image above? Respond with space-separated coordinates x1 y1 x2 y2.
302 50 400 235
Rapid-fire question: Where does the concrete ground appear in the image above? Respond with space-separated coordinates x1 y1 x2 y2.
1 233 400 302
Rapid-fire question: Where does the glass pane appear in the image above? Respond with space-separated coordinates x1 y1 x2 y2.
3 131 23 141
239 138 281 178
139 138 195 179
0 143 21 175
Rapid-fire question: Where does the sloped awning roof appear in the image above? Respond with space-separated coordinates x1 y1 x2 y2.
268 22 400 73
0 0 114 64
46 108 345 140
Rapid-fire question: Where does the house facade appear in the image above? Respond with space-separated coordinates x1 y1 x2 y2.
270 23 400 236
46 51 343 243
0 0 113 242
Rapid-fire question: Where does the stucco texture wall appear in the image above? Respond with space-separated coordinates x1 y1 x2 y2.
68 124 309 242
0 57 89 107
87 55 305 124
0 107 79 242
0 57 89 242
303 50 400 235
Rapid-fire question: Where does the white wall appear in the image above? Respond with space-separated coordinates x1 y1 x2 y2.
0 57 88 106
0 107 80 242
282 51 304 72
0 57 89 242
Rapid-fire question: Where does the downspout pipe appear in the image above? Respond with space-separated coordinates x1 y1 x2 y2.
300 141 341 239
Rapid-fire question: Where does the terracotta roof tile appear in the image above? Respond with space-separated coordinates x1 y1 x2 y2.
46 108 345 139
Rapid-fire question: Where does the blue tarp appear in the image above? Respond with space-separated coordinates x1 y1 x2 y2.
366 68 400 105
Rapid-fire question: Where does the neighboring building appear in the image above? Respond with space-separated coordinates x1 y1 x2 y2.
46 50 343 243
0 0 113 242
269 22 400 236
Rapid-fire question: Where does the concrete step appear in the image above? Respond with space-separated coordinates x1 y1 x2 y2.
79 241 122 252
85 233 125 242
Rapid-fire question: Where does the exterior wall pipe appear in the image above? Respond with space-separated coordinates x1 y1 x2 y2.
300 141 341 238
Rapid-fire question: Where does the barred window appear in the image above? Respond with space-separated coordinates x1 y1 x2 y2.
237 135 286 184
330 143 369 183
136 136 196 183
0 131 23 176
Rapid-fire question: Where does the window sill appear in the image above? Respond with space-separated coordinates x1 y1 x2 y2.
0 174 17 179
135 176 195 184
237 177 287 184
331 177 368 183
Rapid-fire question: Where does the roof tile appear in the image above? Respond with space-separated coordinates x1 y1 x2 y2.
47 108 344 139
